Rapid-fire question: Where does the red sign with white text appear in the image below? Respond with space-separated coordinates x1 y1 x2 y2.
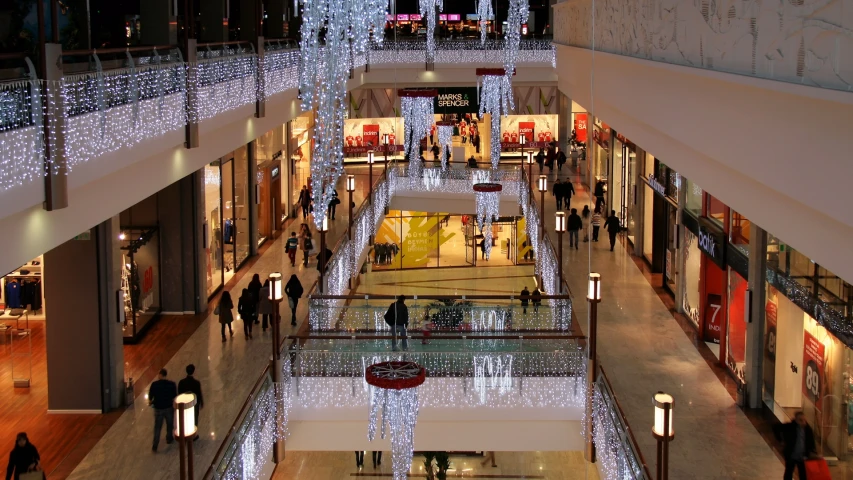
803 331 825 409
518 122 535 143
574 114 588 143
363 124 379 148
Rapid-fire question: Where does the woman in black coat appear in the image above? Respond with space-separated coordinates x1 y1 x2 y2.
247 274 263 325
284 275 304 326
6 432 40 480
237 288 257 339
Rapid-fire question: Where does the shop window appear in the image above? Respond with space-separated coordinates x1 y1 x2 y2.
684 178 703 217
222 159 235 285
204 163 223 297
1 257 45 320
730 210 750 256
726 270 748 382
234 145 250 267
682 228 701 328
705 194 726 227
120 227 161 339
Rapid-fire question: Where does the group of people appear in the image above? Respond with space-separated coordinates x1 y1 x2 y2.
215 272 304 342
550 175 621 251
533 144 567 172
519 286 543 314
148 365 204 453
373 243 399 265
297 185 342 223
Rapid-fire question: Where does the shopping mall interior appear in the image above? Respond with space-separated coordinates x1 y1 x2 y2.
0 0 850 479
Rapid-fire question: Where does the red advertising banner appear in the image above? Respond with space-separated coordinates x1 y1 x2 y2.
363 124 379 148
574 114 588 143
343 145 405 154
518 122 535 143
703 293 723 344
803 331 825 409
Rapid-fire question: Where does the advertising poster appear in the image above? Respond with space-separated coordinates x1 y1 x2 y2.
374 212 455 269
703 293 723 344
363 124 379 147
343 118 404 154
574 114 588 143
500 114 558 148
802 330 825 409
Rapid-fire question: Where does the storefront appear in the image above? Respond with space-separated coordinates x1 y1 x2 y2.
611 132 638 245
640 154 680 297
373 211 527 270
1 256 46 321
119 227 161 340
590 119 610 191
255 125 289 246
203 146 251 298
343 116 404 162
289 112 314 216
500 114 558 153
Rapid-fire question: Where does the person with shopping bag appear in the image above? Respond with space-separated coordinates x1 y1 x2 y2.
774 411 827 480
5 433 41 480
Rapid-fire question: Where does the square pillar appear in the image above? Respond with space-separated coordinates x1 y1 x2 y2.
745 224 768 408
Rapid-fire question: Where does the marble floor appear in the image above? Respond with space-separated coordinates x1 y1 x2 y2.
533 168 785 479
66 169 371 480
273 451 600 479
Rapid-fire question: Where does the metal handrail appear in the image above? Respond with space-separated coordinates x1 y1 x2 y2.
310 294 573 300
597 366 654 479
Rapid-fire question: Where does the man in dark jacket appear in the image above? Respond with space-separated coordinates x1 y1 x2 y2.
567 208 583 249
552 179 563 210
178 364 204 441
562 180 576 210
774 412 817 480
384 295 409 351
520 286 530 314
603 210 621 251
149 369 178 452
297 186 311 219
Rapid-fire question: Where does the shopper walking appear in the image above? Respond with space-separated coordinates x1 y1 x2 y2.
384 295 409 351
258 279 272 332
284 274 304 327
774 412 817 480
591 207 602 242
481 451 497 468
328 189 340 220
298 185 311 219
581 205 591 242
594 180 606 211
298 224 312 267
178 364 204 441
355 451 365 469
567 208 582 249
557 149 567 171
216 291 234 341
552 179 563 210
285 231 299 267
520 286 530 314
237 288 257 339
372 451 382 468
149 369 177 452
562 179 575 211
531 287 542 313
247 273 263 325
5 433 40 480
604 210 620 251
535 148 545 171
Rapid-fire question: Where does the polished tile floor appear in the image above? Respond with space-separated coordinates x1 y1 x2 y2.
273 451 600 479
536 169 785 479
66 169 371 480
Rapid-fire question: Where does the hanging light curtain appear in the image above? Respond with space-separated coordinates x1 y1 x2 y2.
419 0 444 63
399 89 437 179
436 121 453 169
474 182 503 259
477 69 515 169
477 0 494 44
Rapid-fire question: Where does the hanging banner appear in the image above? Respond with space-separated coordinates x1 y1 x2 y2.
803 330 825 409
763 290 778 397
702 293 722 344
434 87 479 115
574 113 588 143
518 121 535 143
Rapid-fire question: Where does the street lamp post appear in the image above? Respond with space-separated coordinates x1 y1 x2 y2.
526 151 534 195
173 393 197 480
555 212 566 289
346 175 356 290
537 175 547 241
367 150 376 245
519 133 527 161
652 393 675 480
585 272 601 463
318 217 329 293
268 272 286 462
382 133 390 172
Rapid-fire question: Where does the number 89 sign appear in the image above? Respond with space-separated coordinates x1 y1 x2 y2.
802 331 825 409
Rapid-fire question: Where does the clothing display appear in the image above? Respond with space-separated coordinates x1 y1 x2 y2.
5 279 20 308
223 219 234 244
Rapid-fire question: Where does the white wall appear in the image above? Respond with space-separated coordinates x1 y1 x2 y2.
554 44 853 284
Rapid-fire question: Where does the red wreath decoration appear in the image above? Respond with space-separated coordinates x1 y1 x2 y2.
473 182 503 193
365 361 426 390
398 89 439 98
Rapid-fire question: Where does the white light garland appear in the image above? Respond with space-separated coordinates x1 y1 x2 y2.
504 0 530 78
368 386 420 480
400 95 434 179
263 49 300 98
0 80 44 191
419 0 444 63
474 185 501 260
190 54 258 122
477 0 494 44
368 39 554 65
478 75 514 169
592 379 648 480
437 124 452 168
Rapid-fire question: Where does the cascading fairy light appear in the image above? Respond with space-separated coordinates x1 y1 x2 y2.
476 0 494 44
366 361 426 480
473 354 513 404
504 0 530 79
477 70 514 169
0 80 44 191
419 0 443 63
299 0 386 229
436 122 453 168
474 182 502 260
399 89 436 180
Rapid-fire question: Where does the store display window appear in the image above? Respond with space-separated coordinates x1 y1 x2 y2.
222 157 235 285
730 210 750 256
765 285 852 459
1 256 45 322
256 126 286 245
726 269 748 381
682 228 701 329
290 113 314 216
684 178 703 217
120 227 161 340
705 193 726 227
204 163 223 297
234 146 250 267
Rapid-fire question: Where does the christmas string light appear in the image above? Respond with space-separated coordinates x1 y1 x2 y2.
477 0 494 44
263 49 300 98
368 39 554 65
0 80 44 191
190 54 257 122
436 124 453 168
592 379 648 480
419 0 444 63
399 90 436 179
474 182 502 260
504 0 530 78
478 73 514 169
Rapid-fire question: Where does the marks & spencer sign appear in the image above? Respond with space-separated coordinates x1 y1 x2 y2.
434 87 479 114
